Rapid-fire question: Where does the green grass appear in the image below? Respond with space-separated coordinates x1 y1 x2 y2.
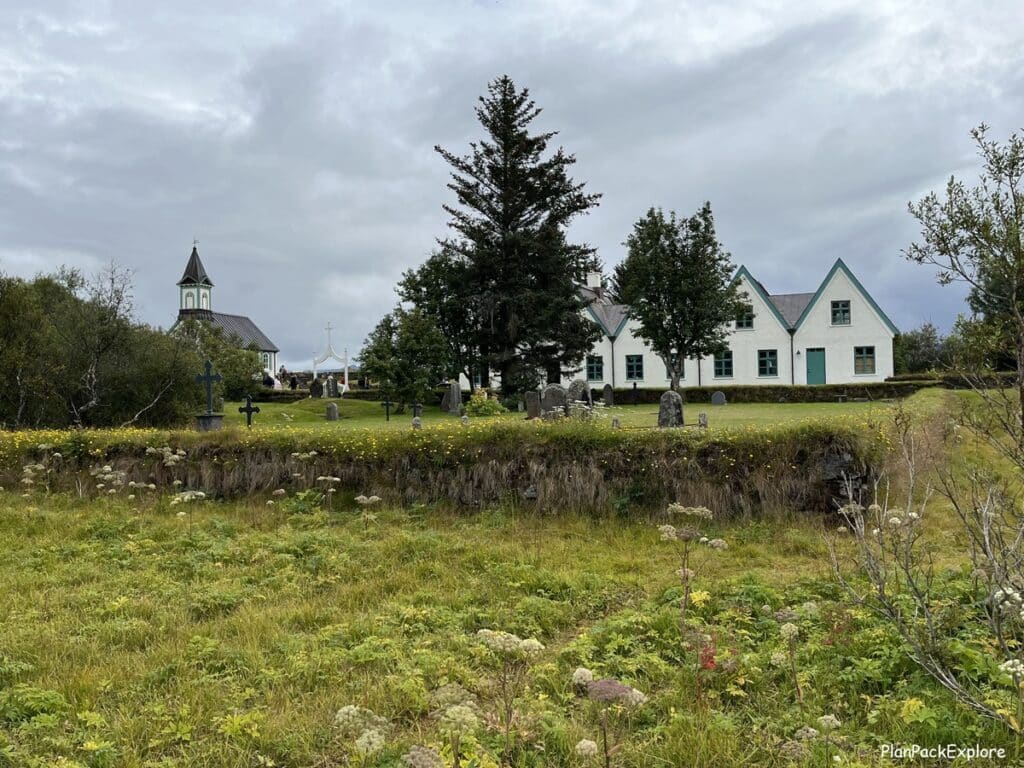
223 396 892 432
0 470 1012 766
0 388 1007 767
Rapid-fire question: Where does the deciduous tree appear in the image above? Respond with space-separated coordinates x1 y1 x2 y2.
612 204 746 392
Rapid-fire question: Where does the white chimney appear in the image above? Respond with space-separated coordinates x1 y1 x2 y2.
586 271 603 289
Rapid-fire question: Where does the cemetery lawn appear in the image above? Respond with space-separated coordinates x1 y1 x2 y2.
224 396 892 431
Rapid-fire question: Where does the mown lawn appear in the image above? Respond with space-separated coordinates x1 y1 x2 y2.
223 395 892 432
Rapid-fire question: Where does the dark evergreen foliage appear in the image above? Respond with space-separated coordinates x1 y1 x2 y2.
430 75 603 394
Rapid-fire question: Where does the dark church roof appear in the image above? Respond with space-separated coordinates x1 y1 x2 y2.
177 246 214 287
178 309 279 353
579 285 630 337
767 293 815 329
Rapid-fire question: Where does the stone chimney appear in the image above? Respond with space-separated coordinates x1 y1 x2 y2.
585 271 604 298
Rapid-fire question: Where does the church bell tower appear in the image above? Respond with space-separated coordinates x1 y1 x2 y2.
177 243 213 317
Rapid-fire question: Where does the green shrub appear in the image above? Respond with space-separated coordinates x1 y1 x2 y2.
464 388 507 416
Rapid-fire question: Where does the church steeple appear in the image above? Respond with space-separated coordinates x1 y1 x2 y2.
178 243 213 312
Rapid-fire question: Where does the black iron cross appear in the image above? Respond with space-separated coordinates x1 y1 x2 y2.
195 360 223 415
238 395 260 428
411 402 423 418
381 400 393 421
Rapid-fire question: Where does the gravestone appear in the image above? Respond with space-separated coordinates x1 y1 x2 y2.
658 390 684 428
325 402 339 421
412 416 422 430
698 412 708 429
310 378 324 398
448 381 462 414
461 415 469 426
525 391 541 419
289 375 298 390
567 379 589 405
440 388 452 412
611 416 621 429
603 383 614 407
326 375 339 398
541 383 568 415
711 390 727 406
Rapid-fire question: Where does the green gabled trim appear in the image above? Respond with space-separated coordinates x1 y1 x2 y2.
610 312 629 339
731 266 791 332
583 304 610 336
793 258 899 335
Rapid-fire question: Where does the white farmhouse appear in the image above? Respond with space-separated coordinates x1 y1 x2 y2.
578 258 897 388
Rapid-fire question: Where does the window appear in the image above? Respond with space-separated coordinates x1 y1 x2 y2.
758 349 778 377
586 355 604 382
664 354 683 380
831 300 851 325
854 346 876 375
261 352 270 368
625 354 644 381
714 350 733 378
735 306 754 329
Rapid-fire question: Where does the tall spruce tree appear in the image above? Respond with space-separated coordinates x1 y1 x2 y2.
612 204 746 392
434 75 602 395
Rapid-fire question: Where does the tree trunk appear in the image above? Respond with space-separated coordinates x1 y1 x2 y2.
546 363 561 385
1017 333 1024 454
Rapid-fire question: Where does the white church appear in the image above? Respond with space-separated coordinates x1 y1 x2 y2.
173 245 280 373
576 258 897 388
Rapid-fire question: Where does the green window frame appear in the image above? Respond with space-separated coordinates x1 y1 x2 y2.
758 349 778 377
586 355 604 382
735 306 754 329
625 354 644 381
831 300 851 325
854 346 876 375
713 350 733 378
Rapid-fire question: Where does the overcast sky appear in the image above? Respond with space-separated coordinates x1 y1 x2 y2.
2 1 1021 369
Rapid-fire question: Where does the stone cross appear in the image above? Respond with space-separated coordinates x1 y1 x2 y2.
195 360 222 415
238 395 260 428
632 381 639 405
411 402 423 418
381 399 393 421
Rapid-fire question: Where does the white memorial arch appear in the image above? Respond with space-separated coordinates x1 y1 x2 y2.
312 322 350 393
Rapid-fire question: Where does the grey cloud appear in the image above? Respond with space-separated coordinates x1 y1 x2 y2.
0 1 1020 366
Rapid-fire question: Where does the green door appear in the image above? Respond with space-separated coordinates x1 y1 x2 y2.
806 348 826 385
